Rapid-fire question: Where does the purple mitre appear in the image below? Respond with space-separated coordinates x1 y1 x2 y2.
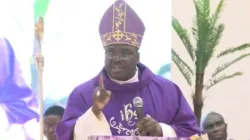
99 0 145 48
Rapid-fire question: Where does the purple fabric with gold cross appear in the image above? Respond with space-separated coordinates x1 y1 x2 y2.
99 0 145 48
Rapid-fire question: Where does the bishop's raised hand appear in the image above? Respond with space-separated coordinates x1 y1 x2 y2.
92 74 112 118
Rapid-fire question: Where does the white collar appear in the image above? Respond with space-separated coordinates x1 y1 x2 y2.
109 67 139 84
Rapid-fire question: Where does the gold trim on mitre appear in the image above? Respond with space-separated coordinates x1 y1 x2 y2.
101 1 143 48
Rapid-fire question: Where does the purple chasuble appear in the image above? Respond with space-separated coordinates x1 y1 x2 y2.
56 63 200 139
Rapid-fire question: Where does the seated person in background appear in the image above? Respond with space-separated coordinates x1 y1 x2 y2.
201 112 233 140
0 37 39 140
44 105 65 140
56 0 200 140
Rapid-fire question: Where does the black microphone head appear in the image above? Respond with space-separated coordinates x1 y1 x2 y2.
133 96 143 108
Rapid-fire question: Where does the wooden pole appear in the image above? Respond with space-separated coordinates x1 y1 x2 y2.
35 16 44 140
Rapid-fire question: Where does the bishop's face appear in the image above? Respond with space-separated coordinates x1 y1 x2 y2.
104 44 139 81
203 114 227 140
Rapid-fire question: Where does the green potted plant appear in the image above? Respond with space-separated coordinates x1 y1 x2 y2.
172 0 250 125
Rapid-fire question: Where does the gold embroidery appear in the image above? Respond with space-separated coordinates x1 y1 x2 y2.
109 103 139 136
101 1 142 47
112 29 125 41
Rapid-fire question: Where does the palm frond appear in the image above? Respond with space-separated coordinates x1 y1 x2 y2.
172 49 194 75
212 53 250 77
204 72 243 91
200 0 225 68
210 0 224 27
194 0 210 18
172 49 194 86
172 17 194 60
204 24 224 67
217 43 250 58
193 0 211 41
193 0 212 73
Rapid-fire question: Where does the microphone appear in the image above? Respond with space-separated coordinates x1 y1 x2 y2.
133 96 145 121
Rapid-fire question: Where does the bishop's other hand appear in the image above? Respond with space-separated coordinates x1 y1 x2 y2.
92 74 112 118
138 116 163 137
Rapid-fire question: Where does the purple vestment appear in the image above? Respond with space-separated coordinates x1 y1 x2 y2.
0 37 39 124
56 0 200 139
56 63 200 139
